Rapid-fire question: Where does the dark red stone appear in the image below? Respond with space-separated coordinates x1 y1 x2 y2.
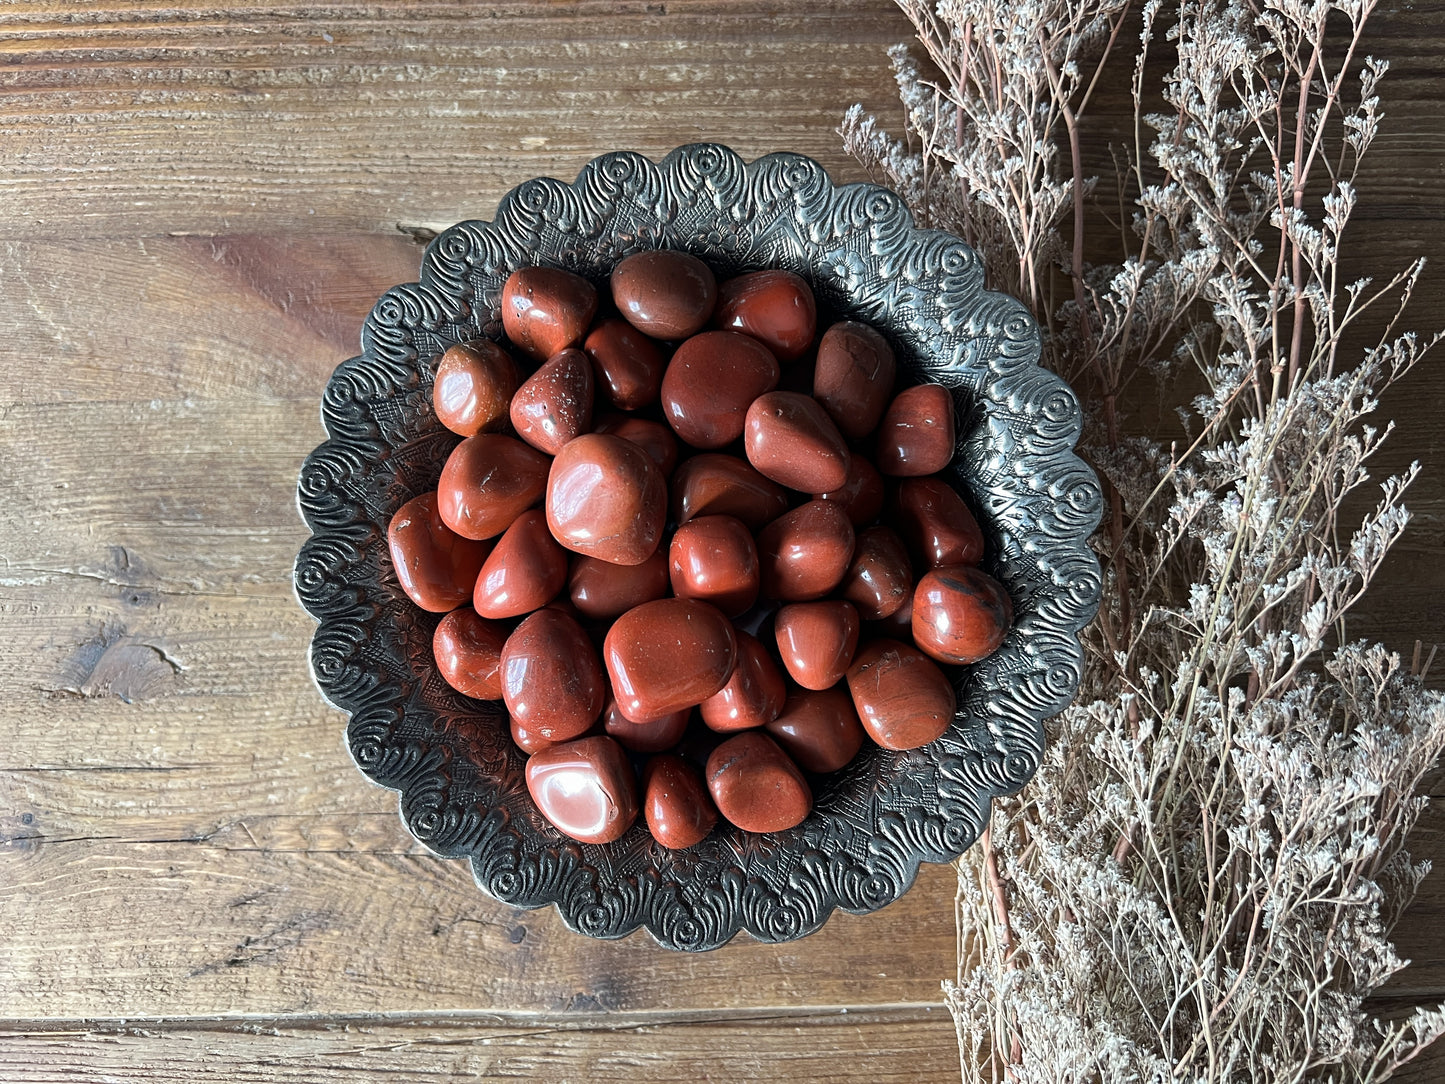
595 414 679 477
433 340 519 437
583 317 668 410
546 433 667 565
436 434 551 541
668 514 759 618
660 330 779 449
714 269 817 362
602 698 690 753
568 550 670 619
699 631 787 733
773 600 860 691
509 348 594 455
432 607 508 699
839 526 913 620
387 492 491 612
611 250 717 339
604 599 738 722
764 686 866 773
501 266 598 361
817 456 886 526
643 754 718 849
756 499 855 601
812 321 896 439
671 453 790 530
845 639 956 750
895 477 985 568
473 509 568 619
706 731 811 834
911 565 1013 665
525 735 638 844
743 390 851 493
500 608 606 741
876 383 956 476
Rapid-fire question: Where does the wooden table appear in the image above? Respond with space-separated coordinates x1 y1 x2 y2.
1 3 1442 1080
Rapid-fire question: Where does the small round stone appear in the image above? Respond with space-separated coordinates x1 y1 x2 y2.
501 266 598 361
911 565 1013 665
876 383 956 476
699 631 787 733
661 330 779 449
756 499 856 602
432 608 508 699
433 340 519 437
546 433 667 566
706 731 812 834
611 250 717 339
839 526 913 620
501 608 606 742
583 317 668 410
895 477 985 568
643 754 718 850
387 492 491 612
509 348 594 455
812 321 896 439
604 598 738 722
436 434 550 541
743 390 851 494
773 600 860 691
669 515 760 618
817 456 885 526
671 453 790 530
525 735 638 845
714 269 817 361
845 639 956 751
765 686 866 773
602 698 690 753
568 550 670 620
473 509 568 619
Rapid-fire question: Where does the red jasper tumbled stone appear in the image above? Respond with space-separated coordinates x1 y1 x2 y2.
611 249 717 340
433 340 519 437
773 599 860 692
501 266 598 361
699 630 787 733
876 383 956 476
817 455 886 526
472 508 568 619
568 550 671 620
839 526 913 620
706 731 812 834
432 607 508 700
595 414 679 478
584 317 668 410
526 735 638 845
671 453 790 530
509 347 594 455
387 492 491 612
812 320 897 439
743 390 851 494
764 686 867 774
501 608 607 742
668 514 760 618
895 477 985 568
546 433 667 566
436 434 551 541
604 598 738 722
845 638 956 751
756 499 856 602
602 698 691 754
660 330 779 449
643 754 718 850
911 565 1013 665
714 269 817 362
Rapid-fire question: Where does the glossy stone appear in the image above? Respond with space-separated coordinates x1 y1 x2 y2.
472 509 568 619
510 715 556 756
583 317 668 410
743 391 851 493
773 600 860 691
595 413 679 477
387 492 491 612
604 598 738 721
839 526 913 620
509 348 594 455
501 266 598 361
432 607 508 699
812 321 897 439
845 638 956 751
895 477 985 568
699 631 787 733
705 731 812 834
436 434 551 541
660 330 779 449
714 269 817 362
873 582 915 640
602 698 690 753
432 340 519 437
756 500 856 601
817 455 885 526
546 433 667 565
643 754 718 849
568 550 670 619
525 735 638 845
668 514 759 618
911 565 1013 665
876 383 956 476
611 249 717 339
501 608 607 741
671 453 790 530
764 686 866 774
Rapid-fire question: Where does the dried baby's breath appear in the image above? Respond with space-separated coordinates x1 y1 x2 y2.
844 1 1445 1079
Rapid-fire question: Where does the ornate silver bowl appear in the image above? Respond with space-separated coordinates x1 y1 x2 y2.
294 144 1102 950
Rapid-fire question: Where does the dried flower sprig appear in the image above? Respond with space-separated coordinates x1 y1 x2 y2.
844 1 1445 1079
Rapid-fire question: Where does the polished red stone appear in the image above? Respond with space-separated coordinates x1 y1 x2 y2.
583 317 668 410
604 598 738 721
895 477 985 568
472 508 568 619
705 731 812 833
436 434 551 541
501 266 598 361
699 631 787 733
756 499 856 601
817 455 885 526
525 735 638 845
911 565 1013 665
876 383 956 476
509 347 594 455
546 433 667 565
714 269 817 362
764 686 866 773
433 340 519 437
432 607 508 699
668 514 760 617
660 330 779 449
812 321 896 439
773 600 860 691
594 414 679 477
743 390 851 493
839 526 913 620
568 550 671 619
602 698 690 753
845 638 956 750
643 754 718 849
671 453 790 530
872 582 915 640
387 492 492 612
500 608 606 741
510 715 557 756
611 250 717 339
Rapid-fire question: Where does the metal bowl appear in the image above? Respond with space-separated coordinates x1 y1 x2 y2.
294 144 1102 950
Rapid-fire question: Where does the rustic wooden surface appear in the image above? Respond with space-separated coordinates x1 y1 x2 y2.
1 2 1443 1081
